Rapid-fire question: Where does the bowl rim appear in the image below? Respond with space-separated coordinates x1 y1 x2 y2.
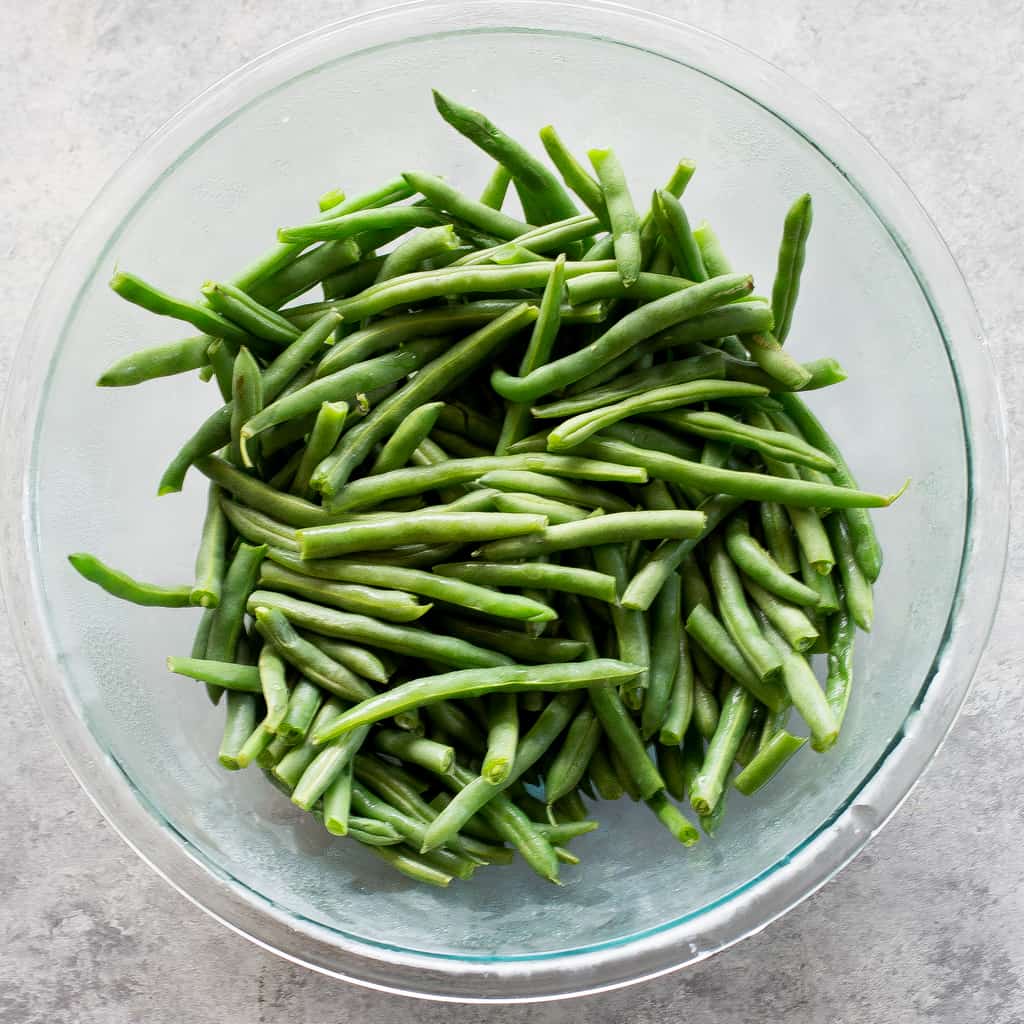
0 0 1010 1003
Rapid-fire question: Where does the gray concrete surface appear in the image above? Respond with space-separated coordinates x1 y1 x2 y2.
2 1 1022 1021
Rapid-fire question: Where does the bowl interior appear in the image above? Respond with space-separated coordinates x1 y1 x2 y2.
30 25 966 961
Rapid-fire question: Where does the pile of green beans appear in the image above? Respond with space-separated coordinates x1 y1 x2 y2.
73 90 903 889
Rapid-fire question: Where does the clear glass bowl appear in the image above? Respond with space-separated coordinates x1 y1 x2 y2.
1 0 1008 1003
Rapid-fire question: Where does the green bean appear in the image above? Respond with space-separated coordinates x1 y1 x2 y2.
482 693 519 784
278 205 443 244
660 630 696 745
403 170 533 240
724 514 820 607
258 561 429 622
97 334 213 387
569 436 899 510
368 844 453 887
318 187 347 212
203 541 266 703
651 189 707 282
298 510 546 560
707 534 784 686
373 730 455 775
248 238 362 309
292 721 371 811
496 254 567 455
372 225 460 286
229 348 264 468
532 353 725 420
588 148 641 286
257 734 291 769
775 393 885 581
826 581 856 729
235 718 277 769
432 91 579 225
641 572 682 739
321 255 389 300
760 501 800 575
476 510 706 562
689 682 753 816
158 311 341 494
771 194 813 345
367 403 443 476
201 282 300 345
490 491 589 525
435 559 617 605
717 349 847 393
323 453 646 512
608 739 641 801
684 604 787 712
655 743 686 801
297 634 391 684
322 761 354 834
254 606 376 703
218 692 259 770
314 305 537 495
734 703 767 768
246 591 513 669
475 470 631 513
68 553 192 607
550 788 588 823
692 678 721 742
548 379 767 452
276 683 328 748
691 220 733 278
619 493 740 613
546 703 602 805
538 126 607 221
425 700 488 756
435 402 503 447
587 743 624 801
288 401 348 499
743 578 819 652
218 499 297 553
256 643 291 732
165 656 262 692
645 790 700 846
491 273 753 404
734 730 807 795
204 338 234 403
826 513 874 631
190 606 214 662
109 271 250 344
478 163 512 209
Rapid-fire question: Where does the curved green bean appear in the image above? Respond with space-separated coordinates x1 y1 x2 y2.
278 205 443 244
826 509 874 631
165 656 262 691
202 282 300 345
69 552 192 607
97 334 212 387
474 469 632 513
743 577 819 652
771 193 813 344
482 693 519 785
724 514 821 607
434 559 618 604
403 170 533 240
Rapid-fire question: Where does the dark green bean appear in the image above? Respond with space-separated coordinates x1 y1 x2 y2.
403 170 533 240
656 743 687 801
218 692 258 770
432 91 579 225
689 682 753 816
587 742 624 801
276 682 329 747
770 194 813 345
230 347 264 468
826 513 874 631
651 188 706 282
69 552 192 607
589 148 641 286
197 456 331 528
641 572 682 739
475 470 632 513
645 790 700 846
286 400 347 499
546 702 602 805
491 491 589 524
660 630 696 745
109 271 250 344
435 559 617 605
826 581 856 729
743 578 819 652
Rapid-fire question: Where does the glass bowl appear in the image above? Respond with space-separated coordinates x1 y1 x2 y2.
1 0 1008 1003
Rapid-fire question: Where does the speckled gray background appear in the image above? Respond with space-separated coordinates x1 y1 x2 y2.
2 1 1022 1021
